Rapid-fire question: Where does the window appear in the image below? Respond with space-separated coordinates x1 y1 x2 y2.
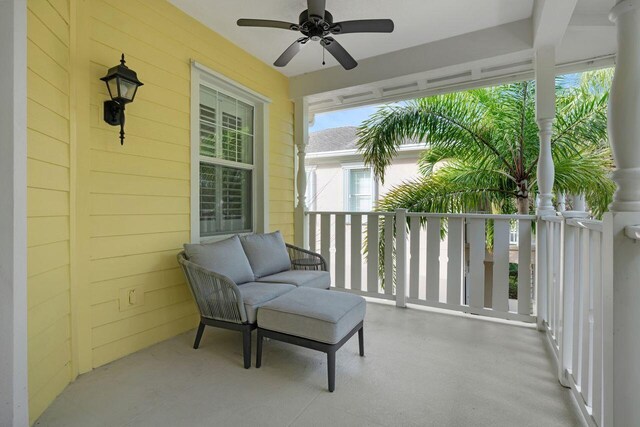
191 62 270 242
344 166 374 212
306 167 317 211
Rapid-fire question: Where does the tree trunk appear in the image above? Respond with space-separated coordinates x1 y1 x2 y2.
517 197 529 214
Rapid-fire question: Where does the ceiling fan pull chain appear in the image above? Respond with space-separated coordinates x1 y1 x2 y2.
322 47 325 66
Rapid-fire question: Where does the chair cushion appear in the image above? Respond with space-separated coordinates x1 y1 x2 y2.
183 236 254 285
237 282 296 323
239 231 291 278
257 270 331 289
257 288 366 344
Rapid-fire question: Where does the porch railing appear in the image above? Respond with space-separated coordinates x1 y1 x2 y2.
540 215 613 427
306 209 618 427
307 210 536 322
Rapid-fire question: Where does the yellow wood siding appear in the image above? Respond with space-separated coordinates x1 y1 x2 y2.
27 0 294 421
26 0 73 422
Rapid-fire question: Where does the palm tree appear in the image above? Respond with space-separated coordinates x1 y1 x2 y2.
357 70 615 217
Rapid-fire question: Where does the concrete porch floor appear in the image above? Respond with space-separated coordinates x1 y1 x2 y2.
36 301 583 427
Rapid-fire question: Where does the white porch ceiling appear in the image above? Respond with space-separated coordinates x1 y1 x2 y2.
169 0 617 112
169 0 535 77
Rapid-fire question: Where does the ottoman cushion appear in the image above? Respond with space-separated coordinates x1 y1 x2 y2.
257 288 366 344
257 270 331 289
238 282 296 323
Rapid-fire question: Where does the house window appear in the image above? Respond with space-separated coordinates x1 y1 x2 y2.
306 167 317 211
344 166 373 212
191 62 270 242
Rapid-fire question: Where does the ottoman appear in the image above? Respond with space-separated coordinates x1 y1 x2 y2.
255 287 366 392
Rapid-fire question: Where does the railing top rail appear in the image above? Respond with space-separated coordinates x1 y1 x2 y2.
566 218 603 232
305 210 536 220
625 224 640 241
541 215 563 223
305 210 394 216
405 212 536 220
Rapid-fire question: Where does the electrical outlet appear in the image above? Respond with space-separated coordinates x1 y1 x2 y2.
119 286 145 311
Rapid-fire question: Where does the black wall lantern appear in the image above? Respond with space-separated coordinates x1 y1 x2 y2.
100 54 143 145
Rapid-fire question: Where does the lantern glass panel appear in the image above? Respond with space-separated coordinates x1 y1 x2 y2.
119 79 138 101
107 78 118 100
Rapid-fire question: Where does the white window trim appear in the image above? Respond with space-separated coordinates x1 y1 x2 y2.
190 61 271 243
342 163 377 213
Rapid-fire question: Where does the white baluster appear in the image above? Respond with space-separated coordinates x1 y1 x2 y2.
294 98 309 248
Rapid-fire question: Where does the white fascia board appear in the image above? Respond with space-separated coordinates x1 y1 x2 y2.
290 19 533 99
306 144 424 165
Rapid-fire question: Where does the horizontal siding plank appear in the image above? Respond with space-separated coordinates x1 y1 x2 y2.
27 240 69 278
91 284 192 328
27 9 69 69
90 267 185 305
90 214 189 237
28 338 71 398
91 231 188 260
90 194 188 215
28 99 69 143
28 361 70 424
90 171 189 197
27 291 70 340
27 39 69 94
27 188 68 217
27 265 70 309
27 129 70 167
89 250 182 283
28 216 69 247
92 300 196 347
27 0 69 47
27 69 69 117
27 313 70 369
28 158 69 191
91 146 189 180
91 314 197 368
90 131 190 164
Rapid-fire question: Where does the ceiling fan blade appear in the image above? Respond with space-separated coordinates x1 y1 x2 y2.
320 37 357 70
274 38 308 67
307 0 326 19
330 19 395 34
237 19 298 31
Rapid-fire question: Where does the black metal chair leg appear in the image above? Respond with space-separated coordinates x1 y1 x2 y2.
327 350 336 392
193 322 205 349
256 330 263 368
358 327 364 357
242 328 252 369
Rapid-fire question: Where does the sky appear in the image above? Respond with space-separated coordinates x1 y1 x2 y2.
309 105 381 133
308 73 584 134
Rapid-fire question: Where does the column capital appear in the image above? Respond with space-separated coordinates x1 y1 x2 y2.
610 0 640 22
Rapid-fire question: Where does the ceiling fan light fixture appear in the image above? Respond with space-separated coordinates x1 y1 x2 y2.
237 0 394 70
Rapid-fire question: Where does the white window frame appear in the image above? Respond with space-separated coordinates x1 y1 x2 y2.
342 163 376 213
190 61 271 243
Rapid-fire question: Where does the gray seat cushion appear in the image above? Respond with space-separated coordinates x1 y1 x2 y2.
257 270 331 289
240 231 291 278
238 282 296 323
257 288 366 344
183 235 254 285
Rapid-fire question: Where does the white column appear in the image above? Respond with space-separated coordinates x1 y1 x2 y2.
605 1 640 425
564 194 589 219
534 46 557 331
294 98 309 248
557 193 566 212
535 45 557 216
0 1 29 426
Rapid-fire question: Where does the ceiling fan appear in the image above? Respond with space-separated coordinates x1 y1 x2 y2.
237 0 394 70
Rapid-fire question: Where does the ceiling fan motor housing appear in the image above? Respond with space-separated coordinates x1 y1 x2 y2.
299 10 334 40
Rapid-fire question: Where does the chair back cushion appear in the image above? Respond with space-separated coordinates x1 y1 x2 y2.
240 231 291 278
184 235 255 285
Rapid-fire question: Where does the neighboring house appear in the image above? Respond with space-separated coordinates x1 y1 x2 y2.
306 126 423 212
